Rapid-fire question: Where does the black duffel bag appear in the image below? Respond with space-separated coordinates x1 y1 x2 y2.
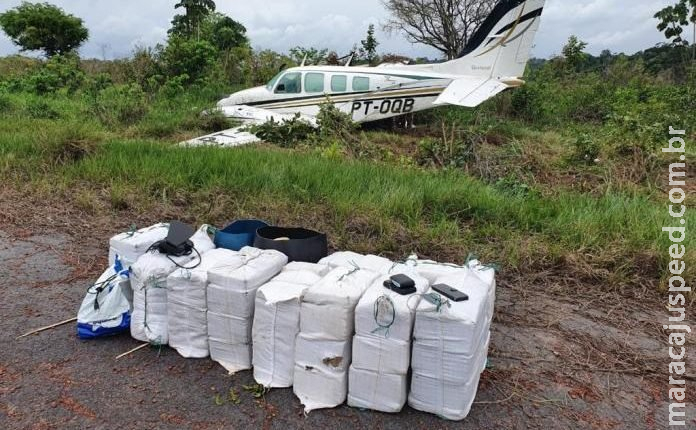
253 226 328 263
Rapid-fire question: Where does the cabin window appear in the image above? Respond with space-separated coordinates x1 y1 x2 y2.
352 76 370 91
331 75 347 92
275 72 302 94
266 71 283 90
305 73 325 93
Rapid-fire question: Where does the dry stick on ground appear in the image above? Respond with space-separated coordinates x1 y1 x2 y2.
115 343 150 360
16 317 77 339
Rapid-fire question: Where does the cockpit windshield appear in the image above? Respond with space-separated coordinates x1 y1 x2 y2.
266 71 284 90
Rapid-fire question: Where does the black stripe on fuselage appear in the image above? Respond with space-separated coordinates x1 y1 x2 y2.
482 7 544 47
249 91 443 110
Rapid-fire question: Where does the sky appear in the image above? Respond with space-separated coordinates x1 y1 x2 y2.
0 0 680 60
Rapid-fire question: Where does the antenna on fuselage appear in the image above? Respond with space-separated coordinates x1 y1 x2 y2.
345 54 354 66
300 54 307 67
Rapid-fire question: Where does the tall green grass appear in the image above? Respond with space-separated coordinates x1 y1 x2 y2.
58 140 692 260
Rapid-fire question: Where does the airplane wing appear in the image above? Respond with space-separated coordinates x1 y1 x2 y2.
181 126 262 148
433 77 517 108
180 105 317 148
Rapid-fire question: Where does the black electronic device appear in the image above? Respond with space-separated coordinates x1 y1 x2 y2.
432 284 469 302
156 221 195 256
383 274 417 295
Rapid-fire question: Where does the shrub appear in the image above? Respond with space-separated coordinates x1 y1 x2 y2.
93 83 149 127
416 123 481 169
495 174 535 197
606 85 684 154
161 37 217 85
38 123 101 165
126 45 163 90
510 81 550 123
572 133 600 163
245 114 316 148
22 54 84 94
24 99 61 119
158 74 188 99
315 101 359 143
244 102 359 149
196 109 236 133
84 72 113 97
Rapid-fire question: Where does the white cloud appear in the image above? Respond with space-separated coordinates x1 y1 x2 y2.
0 0 680 60
534 0 675 57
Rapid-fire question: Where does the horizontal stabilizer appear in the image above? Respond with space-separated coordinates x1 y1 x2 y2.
433 78 509 107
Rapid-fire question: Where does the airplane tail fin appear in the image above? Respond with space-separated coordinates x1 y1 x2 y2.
434 0 546 79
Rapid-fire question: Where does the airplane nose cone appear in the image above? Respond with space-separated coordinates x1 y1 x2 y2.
218 87 267 107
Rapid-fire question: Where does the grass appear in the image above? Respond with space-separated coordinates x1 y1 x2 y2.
1 87 692 289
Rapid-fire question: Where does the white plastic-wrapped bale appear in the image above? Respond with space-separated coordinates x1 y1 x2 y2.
107 223 170 306
408 268 495 420
409 333 490 420
403 254 477 284
293 335 352 412
166 248 238 358
293 266 379 412
348 367 408 413
465 260 497 322
108 223 170 268
354 274 429 342
357 254 393 274
130 227 215 345
252 263 328 388
206 247 287 373
404 256 496 322
317 251 364 270
298 267 379 340
347 272 429 413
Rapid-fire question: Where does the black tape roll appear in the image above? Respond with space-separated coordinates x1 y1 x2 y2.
253 226 328 263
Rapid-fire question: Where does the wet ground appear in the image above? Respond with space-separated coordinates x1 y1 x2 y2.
1 228 694 429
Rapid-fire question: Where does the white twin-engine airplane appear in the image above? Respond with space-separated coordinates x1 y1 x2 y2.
184 0 546 147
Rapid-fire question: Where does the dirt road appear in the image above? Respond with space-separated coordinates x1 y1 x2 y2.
1 226 694 429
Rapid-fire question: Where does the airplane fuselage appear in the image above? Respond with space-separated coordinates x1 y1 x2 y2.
218 65 460 123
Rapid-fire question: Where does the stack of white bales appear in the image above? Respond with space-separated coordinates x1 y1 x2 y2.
408 262 496 420
206 246 287 373
252 262 329 388
294 266 380 412
348 255 430 412
166 248 238 358
130 226 215 345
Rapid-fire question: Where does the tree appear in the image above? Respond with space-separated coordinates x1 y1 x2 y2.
655 0 696 60
381 53 412 64
382 0 495 60
289 46 328 65
655 0 696 45
361 24 379 65
161 36 217 83
202 13 248 51
0 2 88 57
562 35 589 71
326 51 340 65
170 0 216 39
